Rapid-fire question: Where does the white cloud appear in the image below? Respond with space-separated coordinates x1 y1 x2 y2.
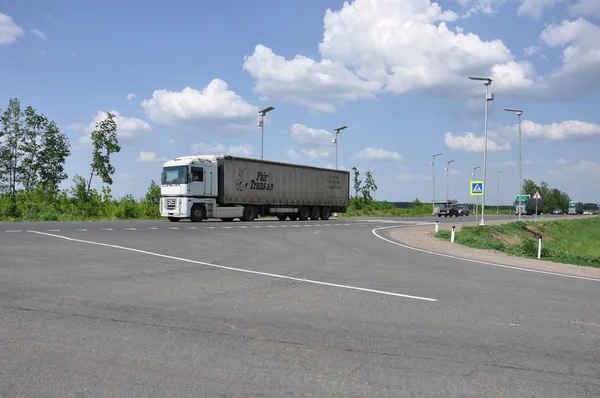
286 149 301 159
31 28 46 39
191 142 253 156
168 139 176 145
69 111 152 144
524 45 541 56
520 120 600 140
354 147 402 161
140 78 259 131
136 151 167 163
570 0 600 17
0 13 24 44
538 18 600 97
301 148 330 159
290 123 333 145
444 132 512 152
127 93 137 103
456 0 506 15
242 0 546 110
324 163 347 170
556 158 568 164
569 160 600 179
517 0 567 20
243 45 380 112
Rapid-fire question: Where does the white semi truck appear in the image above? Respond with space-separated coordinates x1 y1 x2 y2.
160 155 350 222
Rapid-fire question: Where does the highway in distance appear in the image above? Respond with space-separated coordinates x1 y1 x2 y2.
1 216 598 397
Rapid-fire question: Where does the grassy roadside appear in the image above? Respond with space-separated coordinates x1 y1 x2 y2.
434 217 600 268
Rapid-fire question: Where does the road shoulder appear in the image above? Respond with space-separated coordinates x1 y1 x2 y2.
380 217 600 280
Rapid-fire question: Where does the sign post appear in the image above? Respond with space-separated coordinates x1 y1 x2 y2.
470 181 483 224
532 191 542 219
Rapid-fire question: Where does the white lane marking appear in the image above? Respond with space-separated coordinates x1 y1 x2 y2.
292 225 301 227
237 226 248 229
371 225 600 283
266 225 276 228
124 228 136 230
74 229 87 231
101 228 113 231
222 226 232 229
5 230 22 233
27 230 437 302
148 227 158 230
168 227 179 230
46 229 60 232
207 226 215 229
187 227 197 230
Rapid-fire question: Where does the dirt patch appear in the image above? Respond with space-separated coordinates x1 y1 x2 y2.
524 224 555 241
492 232 521 245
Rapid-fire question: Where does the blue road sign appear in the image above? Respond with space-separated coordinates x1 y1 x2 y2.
470 180 483 196
597 203 600 208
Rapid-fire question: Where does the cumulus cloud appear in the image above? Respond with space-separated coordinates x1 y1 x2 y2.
136 151 167 163
354 147 402 161
141 79 259 131
31 28 46 39
69 111 152 144
191 142 253 156
517 0 567 20
0 13 24 44
444 132 512 152
301 148 330 159
499 119 600 141
570 0 600 17
290 123 333 145
127 93 137 103
569 160 600 179
556 158 568 164
286 149 301 159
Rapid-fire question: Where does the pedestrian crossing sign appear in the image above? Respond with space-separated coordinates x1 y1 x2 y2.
470 180 484 196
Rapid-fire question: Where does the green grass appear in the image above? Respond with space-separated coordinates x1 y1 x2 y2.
434 217 600 268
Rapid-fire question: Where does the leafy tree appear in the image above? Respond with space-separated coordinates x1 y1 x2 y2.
352 166 362 198
37 119 71 192
145 180 161 204
0 98 25 197
88 112 120 193
361 170 378 202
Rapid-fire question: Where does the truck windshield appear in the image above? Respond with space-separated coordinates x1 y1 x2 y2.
161 166 188 185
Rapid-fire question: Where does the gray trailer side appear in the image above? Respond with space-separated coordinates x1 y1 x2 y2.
217 156 349 211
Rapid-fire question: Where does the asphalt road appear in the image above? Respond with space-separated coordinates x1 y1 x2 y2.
1 216 598 397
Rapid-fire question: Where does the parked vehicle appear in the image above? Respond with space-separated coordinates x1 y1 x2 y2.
553 208 564 215
458 205 470 216
568 201 584 215
160 155 350 222
438 204 459 217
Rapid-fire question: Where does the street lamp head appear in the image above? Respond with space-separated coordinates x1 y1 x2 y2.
432 153 442 158
259 106 275 116
468 76 492 85
446 159 455 165
504 108 523 116
334 126 348 134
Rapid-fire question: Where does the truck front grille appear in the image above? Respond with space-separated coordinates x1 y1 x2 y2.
165 198 177 210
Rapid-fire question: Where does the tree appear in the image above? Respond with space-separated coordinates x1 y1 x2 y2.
361 170 378 202
144 180 161 204
88 112 120 193
352 166 362 198
37 119 71 192
522 178 538 196
0 98 25 197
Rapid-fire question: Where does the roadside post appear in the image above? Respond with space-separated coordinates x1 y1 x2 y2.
451 226 456 243
435 221 439 233
470 180 483 225
538 236 542 259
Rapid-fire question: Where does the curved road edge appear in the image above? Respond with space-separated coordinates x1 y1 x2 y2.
372 222 600 282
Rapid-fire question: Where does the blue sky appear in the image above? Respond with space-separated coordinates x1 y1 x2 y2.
1 0 599 205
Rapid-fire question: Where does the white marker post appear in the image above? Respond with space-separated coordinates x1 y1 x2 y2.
538 237 542 259
435 221 439 233
451 226 456 243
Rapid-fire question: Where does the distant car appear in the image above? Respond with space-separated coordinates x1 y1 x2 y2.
457 206 470 216
552 208 564 215
438 204 459 217
583 211 592 215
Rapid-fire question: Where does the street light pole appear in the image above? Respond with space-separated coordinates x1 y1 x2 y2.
258 106 275 160
445 160 455 204
497 170 503 214
472 165 481 224
469 76 494 226
333 126 348 170
431 153 442 215
505 108 523 221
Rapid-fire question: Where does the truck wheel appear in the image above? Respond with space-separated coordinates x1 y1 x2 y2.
309 207 320 220
321 207 332 220
168 217 180 222
190 205 205 222
298 206 310 221
242 206 257 222
276 215 287 221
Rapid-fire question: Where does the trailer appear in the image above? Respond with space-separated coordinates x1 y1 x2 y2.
514 194 543 215
568 201 584 215
160 155 350 222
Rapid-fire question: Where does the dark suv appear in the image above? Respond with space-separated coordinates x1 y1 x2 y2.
458 205 470 216
438 204 459 217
